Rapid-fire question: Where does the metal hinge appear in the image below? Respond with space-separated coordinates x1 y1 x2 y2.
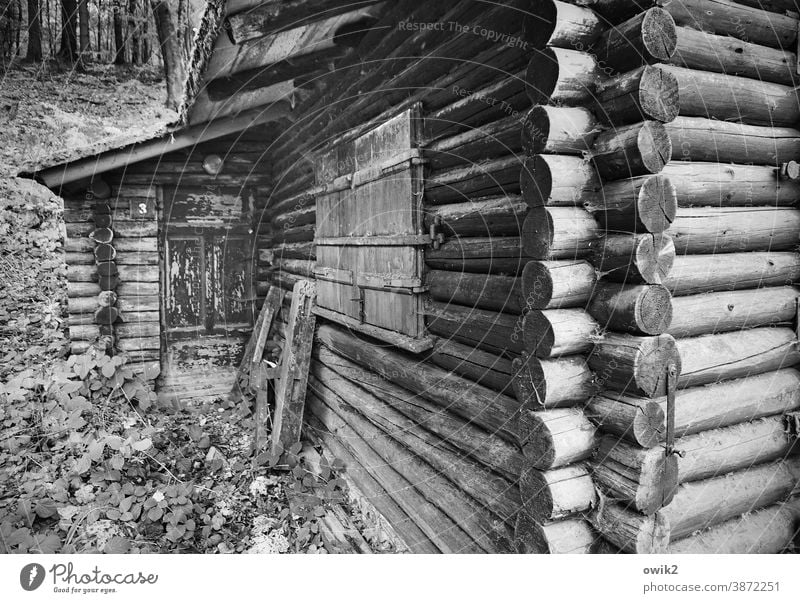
429 216 445 250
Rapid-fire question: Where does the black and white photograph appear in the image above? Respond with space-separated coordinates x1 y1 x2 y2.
1 0 799 599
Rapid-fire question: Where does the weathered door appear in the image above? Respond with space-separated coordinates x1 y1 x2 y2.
158 186 255 403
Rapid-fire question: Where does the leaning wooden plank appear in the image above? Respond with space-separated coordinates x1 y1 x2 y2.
586 368 800 448
250 287 286 378
663 458 800 541
270 280 317 457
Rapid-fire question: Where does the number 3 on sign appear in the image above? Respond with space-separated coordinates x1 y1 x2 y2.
130 199 156 219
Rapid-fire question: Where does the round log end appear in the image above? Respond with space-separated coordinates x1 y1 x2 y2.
635 334 681 396
521 106 551 156
94 214 113 229
89 228 114 244
97 290 117 308
635 284 673 335
526 47 559 105
633 399 666 448
637 175 678 233
87 179 111 200
635 233 675 284
637 121 672 175
522 311 556 358
642 8 677 62
94 306 120 326
521 261 555 310
520 155 551 208
96 261 118 277
521 207 554 259
94 243 117 263
640 65 679 123
514 512 549 553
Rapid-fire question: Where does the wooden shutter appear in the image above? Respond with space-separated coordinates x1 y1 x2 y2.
313 106 432 353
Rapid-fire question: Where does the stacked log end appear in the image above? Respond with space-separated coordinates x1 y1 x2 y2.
582 0 800 554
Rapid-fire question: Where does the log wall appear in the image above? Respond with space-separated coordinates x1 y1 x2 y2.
63 129 273 386
259 0 800 554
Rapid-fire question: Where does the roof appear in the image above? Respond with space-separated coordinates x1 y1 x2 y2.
21 0 385 185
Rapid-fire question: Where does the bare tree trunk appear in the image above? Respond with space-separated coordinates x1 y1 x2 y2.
77 0 88 53
14 0 22 55
128 0 139 64
58 0 77 62
149 0 184 110
25 0 42 60
95 0 101 53
112 0 124 64
141 6 148 63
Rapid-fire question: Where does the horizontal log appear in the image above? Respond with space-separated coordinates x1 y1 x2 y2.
518 407 598 470
664 458 800 541
309 362 520 524
272 205 316 230
427 338 515 394
316 323 520 443
116 323 160 338
67 296 98 314
274 258 315 278
303 413 440 553
671 25 799 87
520 464 598 523
591 121 672 179
521 105 601 156
663 64 800 127
589 333 680 397
69 324 99 341
316 344 523 480
117 282 159 297
514 515 597 554
524 0 604 50
426 237 528 275
660 161 800 207
305 395 479 553
272 241 315 260
424 300 524 357
669 502 799 554
116 296 159 312
594 415 796 513
512 353 598 410
521 207 600 260
585 174 677 233
676 327 800 388
586 368 800 447
425 116 522 171
523 309 600 357
115 251 159 266
274 223 315 244
526 46 601 106
520 154 600 208
593 435 678 514
590 232 675 284
67 282 100 297
670 207 800 254
521 260 597 310
664 252 800 296
425 156 520 205
666 117 800 165
595 64 679 125
589 282 673 335
587 0 798 49
116 337 160 352
594 8 677 73
423 70 527 143
65 251 93 265
668 286 799 338
427 270 523 314
425 195 527 238
591 501 670 553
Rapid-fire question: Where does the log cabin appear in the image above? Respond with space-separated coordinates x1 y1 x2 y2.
19 0 800 553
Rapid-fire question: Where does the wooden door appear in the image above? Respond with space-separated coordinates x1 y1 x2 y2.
158 186 255 403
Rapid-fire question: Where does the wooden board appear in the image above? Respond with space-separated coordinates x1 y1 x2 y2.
312 106 431 351
271 280 317 456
